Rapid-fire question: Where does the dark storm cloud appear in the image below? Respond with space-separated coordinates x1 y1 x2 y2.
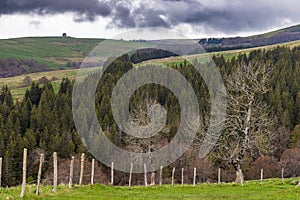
1 0 300 34
0 0 111 22
106 0 300 34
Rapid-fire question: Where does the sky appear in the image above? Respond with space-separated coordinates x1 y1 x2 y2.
1 0 300 39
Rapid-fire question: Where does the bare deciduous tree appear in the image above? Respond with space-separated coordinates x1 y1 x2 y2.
214 62 274 184
125 97 170 186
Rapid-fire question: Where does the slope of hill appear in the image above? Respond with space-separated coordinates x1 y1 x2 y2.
0 37 104 69
1 24 300 73
143 39 300 65
199 24 300 52
3 39 300 100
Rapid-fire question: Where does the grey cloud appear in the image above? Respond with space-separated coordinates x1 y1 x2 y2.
107 0 300 34
1 0 300 35
0 0 111 22
29 20 41 28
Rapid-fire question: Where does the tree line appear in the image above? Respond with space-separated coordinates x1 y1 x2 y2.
0 46 300 186
0 59 49 78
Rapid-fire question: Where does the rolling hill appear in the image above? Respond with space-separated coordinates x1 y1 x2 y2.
1 24 300 71
2 39 300 100
2 24 300 100
199 24 300 51
0 37 105 69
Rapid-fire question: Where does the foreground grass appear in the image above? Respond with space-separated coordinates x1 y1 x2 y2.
1 179 300 200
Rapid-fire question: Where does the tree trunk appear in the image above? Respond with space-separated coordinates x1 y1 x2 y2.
150 172 156 186
234 163 244 185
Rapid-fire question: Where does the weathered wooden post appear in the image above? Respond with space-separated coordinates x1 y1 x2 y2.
218 168 221 185
181 168 184 186
150 172 156 186
193 168 196 186
53 152 57 193
36 153 44 196
91 159 95 186
260 169 263 186
0 157 2 188
129 163 133 189
69 156 74 189
281 167 284 184
159 166 163 186
144 164 148 187
171 167 175 187
79 153 85 186
20 148 27 198
111 162 114 185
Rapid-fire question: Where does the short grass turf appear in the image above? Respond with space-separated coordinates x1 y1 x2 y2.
1 178 300 200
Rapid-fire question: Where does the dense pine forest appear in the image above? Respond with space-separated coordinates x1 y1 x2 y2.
1 46 300 187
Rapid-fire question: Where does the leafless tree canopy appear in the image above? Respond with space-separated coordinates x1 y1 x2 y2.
213 62 274 184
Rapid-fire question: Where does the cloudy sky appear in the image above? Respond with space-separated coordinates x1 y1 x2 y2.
1 0 300 39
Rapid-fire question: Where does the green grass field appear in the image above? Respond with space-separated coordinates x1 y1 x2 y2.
0 37 106 69
0 37 152 69
1 179 300 200
0 69 78 100
0 67 99 100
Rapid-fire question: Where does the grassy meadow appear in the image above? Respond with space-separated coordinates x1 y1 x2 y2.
0 67 99 100
0 69 78 100
0 37 151 69
0 37 105 69
1 179 300 200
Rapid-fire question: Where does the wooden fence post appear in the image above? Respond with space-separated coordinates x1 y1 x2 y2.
171 167 175 187
53 152 57 193
20 148 27 198
36 153 44 196
159 166 163 186
129 163 133 189
144 164 148 187
0 157 2 188
193 168 196 186
69 156 74 189
260 169 263 186
281 168 284 184
218 168 221 185
111 162 114 185
91 159 95 186
181 168 184 186
79 153 85 186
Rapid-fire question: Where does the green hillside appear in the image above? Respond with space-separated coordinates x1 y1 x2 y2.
2 39 300 100
0 37 104 69
143 39 300 65
253 24 300 38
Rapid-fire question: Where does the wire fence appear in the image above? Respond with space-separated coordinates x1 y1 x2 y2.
0 148 299 198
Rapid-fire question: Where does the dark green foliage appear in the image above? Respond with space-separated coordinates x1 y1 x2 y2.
130 48 178 63
0 58 49 78
0 45 300 186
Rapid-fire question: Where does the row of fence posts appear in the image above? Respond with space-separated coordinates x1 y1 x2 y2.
0 148 292 198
